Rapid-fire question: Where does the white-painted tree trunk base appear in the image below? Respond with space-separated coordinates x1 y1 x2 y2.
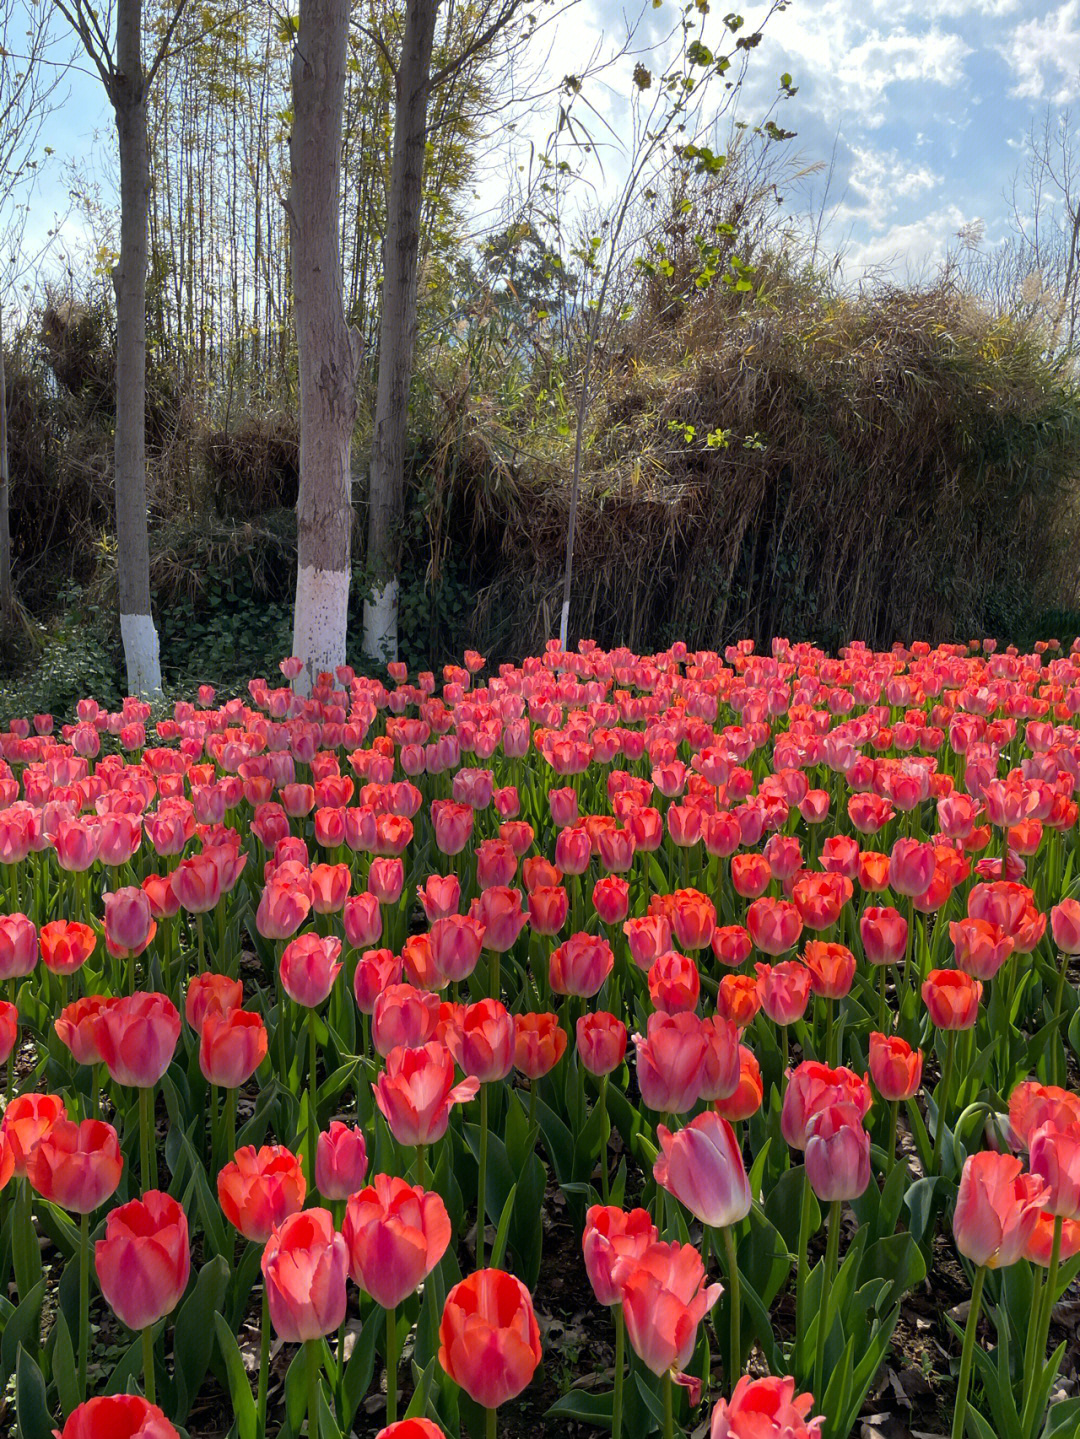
559 598 570 651
293 565 350 694
362 579 398 663
120 612 162 698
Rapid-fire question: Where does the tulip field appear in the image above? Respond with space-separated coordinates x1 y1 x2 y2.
4 638 1080 1439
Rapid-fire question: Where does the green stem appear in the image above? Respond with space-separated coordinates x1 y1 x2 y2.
825 998 836 1066
952 1266 986 1439
416 1143 427 1188
196 912 206 973
599 1074 610 1203
225 1085 237 1163
478 1082 489 1267
1050 952 1069 1086
79 1211 90 1401
613 1303 625 1439
142 1324 156 1406
793 1166 814 1372
663 1369 674 1439
878 962 888 1032
721 1225 741 1389
307 1009 318 1189
306 1336 319 1438
813 1200 841 1399
386 1305 397 1425
1021 1215 1064 1439
139 1086 153 1193
486 1406 497 1439
932 1030 957 1174
887 1098 899 1172
257 1278 271 1437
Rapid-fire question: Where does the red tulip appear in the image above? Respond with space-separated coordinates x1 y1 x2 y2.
417 874 462 923
747 898 803 957
632 1011 708 1114
255 877 311 940
922 969 982 1030
96 1190 191 1330
310 862 351 913
54 996 109 1066
353 948 403 1013
513 1012 568 1079
95 993 181 1088
476 886 527 951
25 1117 122 1213
103 887 155 958
781 1062 871 1150
373 984 441 1056
802 941 855 1000
714 1045 763 1122
438 1268 542 1408
717 973 761 1029
39 919 96 975
731 854 771 899
576 1011 627 1076
343 892 383 949
172 852 223 914
526 884 569 936
185 973 243 1035
279 933 342 1008
670 889 716 951
868 1032 922 1101
953 1151 1046 1268
949 918 1014 981
710 1376 824 1439
654 1111 751 1228
582 1204 659 1305
624 914 674 970
804 1103 871 1201
261 1207 348 1341
315 1121 369 1201
447 998 514 1082
792 872 851 931
200 1009 268 1088
1051 899 1080 954
648 951 700 1014
1009 1082 1080 1148
888 837 935 897
755 961 811 1026
621 1240 722 1377
218 1144 307 1244
373 1041 479 1146
54 1395 181 1439
343 1173 452 1308
710 924 752 969
0 998 17 1065
1029 1120 1080 1220
859 906 908 966
549 932 614 998
0 912 36 980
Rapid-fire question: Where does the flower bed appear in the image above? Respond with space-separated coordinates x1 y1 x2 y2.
1 636 1079 1439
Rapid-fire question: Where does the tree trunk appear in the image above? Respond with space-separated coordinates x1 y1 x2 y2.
363 0 439 662
0 306 12 629
111 0 162 696
290 0 359 694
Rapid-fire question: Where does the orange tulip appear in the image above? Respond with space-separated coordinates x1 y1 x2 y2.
438 1268 542 1409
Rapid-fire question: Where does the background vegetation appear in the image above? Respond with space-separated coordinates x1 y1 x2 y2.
2 0 1080 715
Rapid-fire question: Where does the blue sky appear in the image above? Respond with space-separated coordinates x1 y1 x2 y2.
13 0 1080 284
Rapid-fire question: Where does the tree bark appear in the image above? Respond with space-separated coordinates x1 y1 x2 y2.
111 0 162 696
363 0 440 663
0 306 11 628
290 0 359 694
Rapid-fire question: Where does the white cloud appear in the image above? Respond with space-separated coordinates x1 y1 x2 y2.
842 205 971 276
1007 1 1080 101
